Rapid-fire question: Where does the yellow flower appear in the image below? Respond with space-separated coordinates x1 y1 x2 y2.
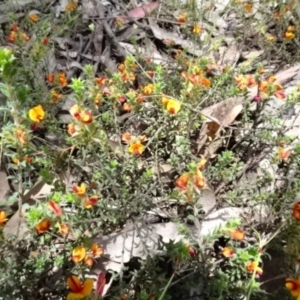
0 211 8 225
193 25 202 34
286 276 300 299
80 111 93 124
193 170 205 188
246 261 263 275
66 275 93 300
197 157 207 171
91 242 104 258
73 183 86 197
222 246 234 258
128 142 145 156
284 31 295 40
72 246 86 263
143 84 155 95
29 105 45 123
166 100 181 114
29 14 39 22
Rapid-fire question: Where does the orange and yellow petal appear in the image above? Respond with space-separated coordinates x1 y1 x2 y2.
176 172 190 191
85 256 94 267
35 219 51 234
128 142 145 156
91 242 104 257
58 223 70 236
67 275 83 292
229 229 245 240
73 183 86 197
80 111 93 124
72 246 86 263
194 170 205 189
69 105 82 120
0 211 8 225
84 196 98 208
222 246 234 258
81 278 94 296
246 261 263 275
286 277 300 297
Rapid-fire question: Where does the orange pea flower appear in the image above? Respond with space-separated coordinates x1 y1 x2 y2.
15 128 27 144
80 111 93 124
222 246 234 258
50 90 62 103
293 202 300 221
177 12 187 23
278 147 290 160
176 173 190 191
229 229 245 240
72 246 86 263
69 105 82 120
166 100 181 114
73 183 86 197
0 211 8 225
284 32 295 40
7 31 17 43
128 142 145 156
22 33 30 42
46 73 55 83
266 35 276 42
58 223 70 236
48 200 62 217
66 275 93 300
29 14 39 22
91 242 104 258
67 123 79 136
286 276 300 299
243 3 253 13
193 25 202 34
58 72 68 86
85 256 94 267
197 157 207 171
122 132 132 143
143 84 155 95
84 196 98 208
35 219 51 234
194 170 205 189
246 261 263 275
29 105 45 123
96 76 106 86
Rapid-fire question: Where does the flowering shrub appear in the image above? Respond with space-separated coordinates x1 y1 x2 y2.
1 0 300 299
